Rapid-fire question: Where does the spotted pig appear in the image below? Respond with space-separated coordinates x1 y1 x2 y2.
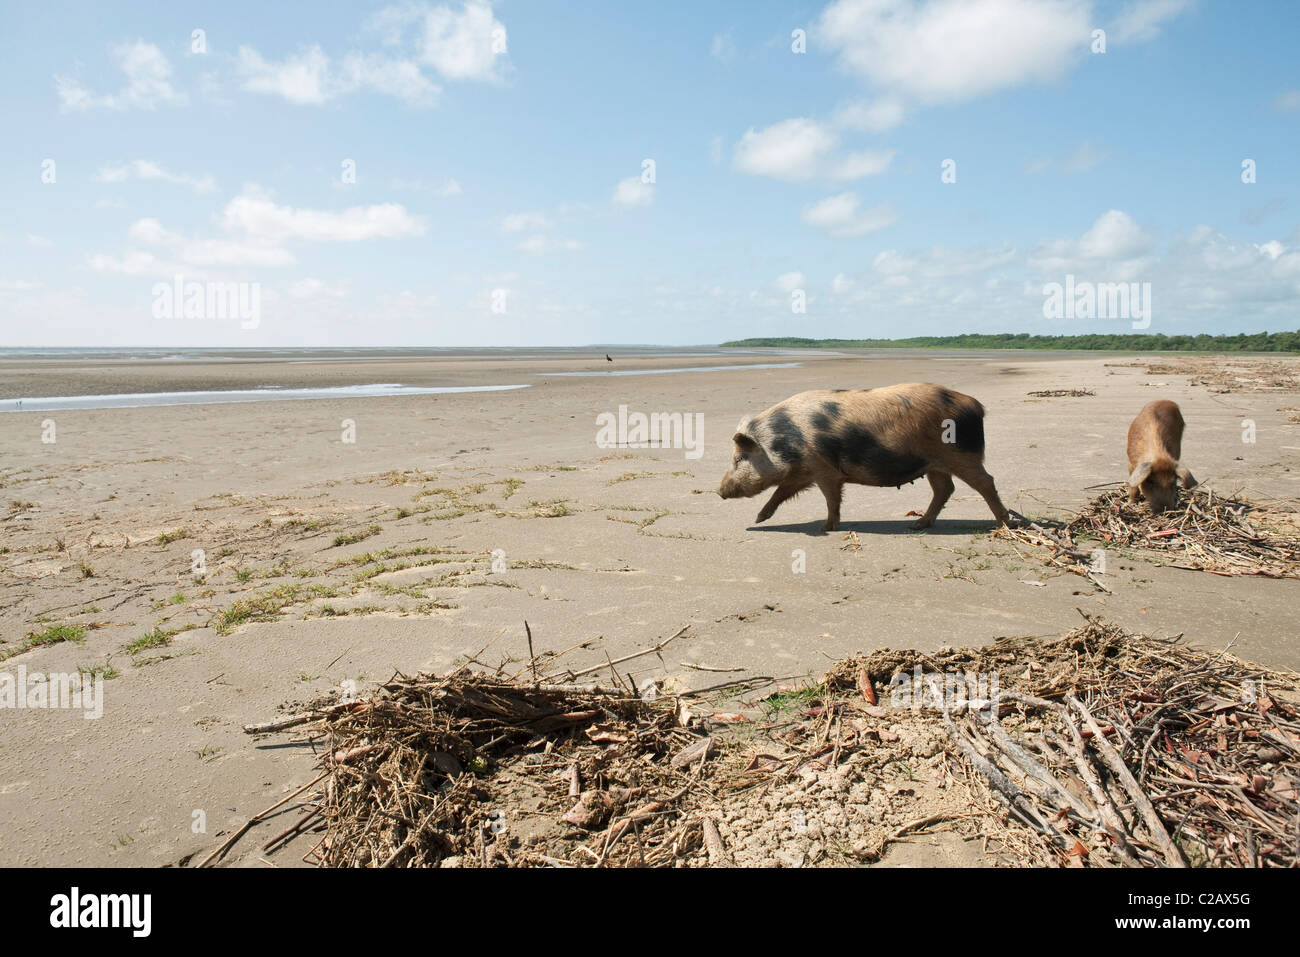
717 383 1010 532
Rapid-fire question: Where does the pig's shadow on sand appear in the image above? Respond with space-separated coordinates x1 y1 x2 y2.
749 519 998 537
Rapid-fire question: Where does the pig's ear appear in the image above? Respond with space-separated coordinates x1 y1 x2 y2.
1175 463 1197 489
733 431 759 453
1128 461 1152 487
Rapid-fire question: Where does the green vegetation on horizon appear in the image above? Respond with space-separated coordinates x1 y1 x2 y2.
721 331 1300 352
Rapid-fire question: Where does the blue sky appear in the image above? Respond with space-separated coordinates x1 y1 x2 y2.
1 0 1297 346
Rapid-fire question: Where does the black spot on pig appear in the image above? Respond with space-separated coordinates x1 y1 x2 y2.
764 409 806 465
810 401 842 433
952 408 985 454
817 425 929 486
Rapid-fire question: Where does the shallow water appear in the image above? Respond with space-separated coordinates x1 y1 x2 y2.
0 383 531 413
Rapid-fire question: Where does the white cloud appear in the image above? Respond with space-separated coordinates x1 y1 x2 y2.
237 46 438 106
340 52 441 106
220 190 427 242
56 41 187 111
1257 240 1285 261
833 148 896 179
734 118 837 181
237 46 332 104
833 96 906 133
86 249 172 278
1111 0 1194 44
88 189 424 279
236 4 509 107
613 176 654 207
0 279 42 292
95 160 216 194
733 118 893 182
412 1 510 82
815 0 1090 106
126 218 296 268
802 193 898 238
1031 209 1154 269
27 234 53 248
437 178 463 196
831 273 855 294
776 271 806 292
501 211 552 234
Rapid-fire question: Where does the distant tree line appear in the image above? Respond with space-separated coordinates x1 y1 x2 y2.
720 331 1300 352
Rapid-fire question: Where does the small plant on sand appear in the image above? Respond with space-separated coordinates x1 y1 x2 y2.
761 682 827 721
78 664 120 682
123 625 179 656
156 528 189 545
12 624 88 658
213 584 336 635
333 525 382 548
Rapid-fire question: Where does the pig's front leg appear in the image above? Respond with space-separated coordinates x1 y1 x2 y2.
755 481 809 523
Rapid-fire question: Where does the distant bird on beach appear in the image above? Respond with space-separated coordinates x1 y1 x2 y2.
605 354 613 362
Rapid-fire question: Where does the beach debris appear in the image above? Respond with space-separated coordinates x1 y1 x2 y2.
997 487 1300 582
1027 389 1096 397
229 614 1299 868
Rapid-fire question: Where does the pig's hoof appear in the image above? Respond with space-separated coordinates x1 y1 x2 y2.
910 517 933 531
755 509 772 523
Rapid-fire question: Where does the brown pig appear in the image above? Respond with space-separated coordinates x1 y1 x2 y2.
1126 400 1196 513
717 383 1010 532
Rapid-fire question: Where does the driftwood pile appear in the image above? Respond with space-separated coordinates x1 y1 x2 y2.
228 616 1299 868
831 616 1300 867
999 487 1300 583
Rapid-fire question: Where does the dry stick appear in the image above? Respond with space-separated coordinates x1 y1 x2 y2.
1047 722 1145 867
875 812 980 858
986 720 1097 824
934 682 1066 850
1067 695 1188 868
261 806 322 852
198 771 327 867
702 817 733 866
524 620 537 683
547 625 691 682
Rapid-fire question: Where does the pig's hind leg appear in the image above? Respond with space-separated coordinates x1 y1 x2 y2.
755 480 811 524
816 476 844 532
912 469 955 530
951 461 1010 527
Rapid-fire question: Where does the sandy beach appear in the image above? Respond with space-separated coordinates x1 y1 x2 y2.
2 348 1298 866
